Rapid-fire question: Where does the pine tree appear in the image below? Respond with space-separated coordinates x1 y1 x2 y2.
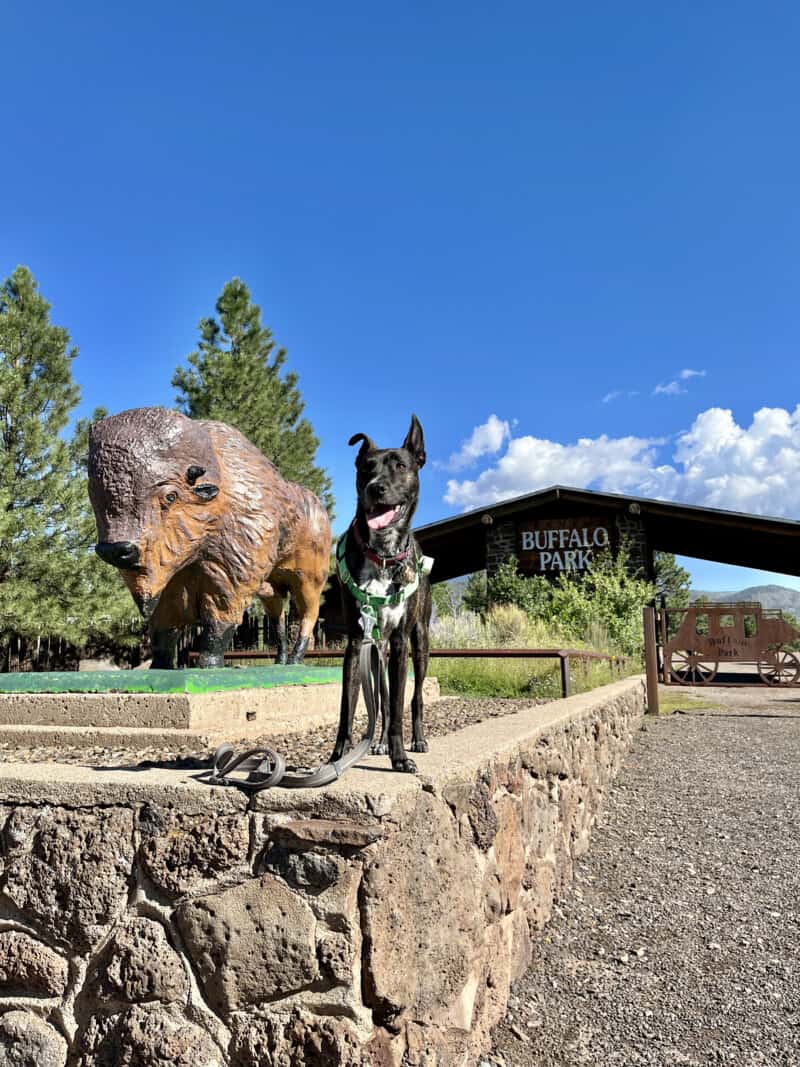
0 267 139 663
172 278 333 513
654 552 691 608
0 265 82 652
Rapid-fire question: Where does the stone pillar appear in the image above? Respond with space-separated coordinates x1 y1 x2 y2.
615 513 652 579
485 520 517 578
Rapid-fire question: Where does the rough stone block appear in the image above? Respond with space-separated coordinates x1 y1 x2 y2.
175 874 318 1015
441 777 497 850
72 1005 222 1066
0 931 68 998
1 807 133 952
138 810 250 899
0 1010 67 1067
362 793 483 1022
260 844 343 893
490 793 525 912
81 917 188 1010
229 1010 363 1067
269 818 382 849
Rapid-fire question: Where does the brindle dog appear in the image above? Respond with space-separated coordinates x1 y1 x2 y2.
331 415 432 773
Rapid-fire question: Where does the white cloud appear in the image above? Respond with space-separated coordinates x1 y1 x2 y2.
444 405 800 519
602 389 639 403
442 414 511 471
653 368 707 396
653 380 686 396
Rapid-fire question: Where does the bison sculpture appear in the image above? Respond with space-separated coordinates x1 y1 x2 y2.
88 407 332 668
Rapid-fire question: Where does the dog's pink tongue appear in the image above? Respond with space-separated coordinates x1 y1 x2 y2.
367 507 398 530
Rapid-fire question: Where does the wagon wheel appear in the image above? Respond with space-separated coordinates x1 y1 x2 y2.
757 648 800 686
669 649 719 685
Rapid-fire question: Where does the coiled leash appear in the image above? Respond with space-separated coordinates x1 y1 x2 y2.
205 636 382 793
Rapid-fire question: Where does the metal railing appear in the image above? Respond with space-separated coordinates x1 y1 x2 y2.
189 646 629 698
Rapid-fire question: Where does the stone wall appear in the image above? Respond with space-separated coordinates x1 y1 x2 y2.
0 676 645 1066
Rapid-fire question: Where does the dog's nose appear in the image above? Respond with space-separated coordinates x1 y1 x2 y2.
372 482 387 500
95 541 140 569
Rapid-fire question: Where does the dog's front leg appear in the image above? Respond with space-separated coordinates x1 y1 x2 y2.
387 631 416 773
409 618 429 753
331 637 362 761
371 659 390 755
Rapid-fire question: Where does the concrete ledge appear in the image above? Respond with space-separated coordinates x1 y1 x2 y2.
0 677 440 747
0 676 645 1065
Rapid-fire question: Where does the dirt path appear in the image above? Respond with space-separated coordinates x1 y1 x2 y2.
487 684 800 1067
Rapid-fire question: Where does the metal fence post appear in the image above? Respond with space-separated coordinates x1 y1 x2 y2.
560 654 571 698
643 606 660 715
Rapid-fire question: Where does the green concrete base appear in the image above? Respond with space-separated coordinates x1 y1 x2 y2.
0 665 342 695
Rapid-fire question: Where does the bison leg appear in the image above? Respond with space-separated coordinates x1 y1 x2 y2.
260 595 288 665
286 575 325 665
287 634 309 665
196 621 235 669
151 628 179 670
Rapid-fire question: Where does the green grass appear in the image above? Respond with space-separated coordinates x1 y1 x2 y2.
656 690 724 716
432 656 631 699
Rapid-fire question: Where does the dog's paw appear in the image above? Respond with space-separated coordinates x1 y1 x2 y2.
410 739 428 753
392 757 417 774
370 742 389 755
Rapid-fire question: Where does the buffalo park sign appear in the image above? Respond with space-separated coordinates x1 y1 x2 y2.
517 517 612 574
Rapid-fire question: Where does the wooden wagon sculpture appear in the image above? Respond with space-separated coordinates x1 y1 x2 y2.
664 602 800 686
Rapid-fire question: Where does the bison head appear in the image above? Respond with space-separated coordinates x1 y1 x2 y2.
88 408 223 618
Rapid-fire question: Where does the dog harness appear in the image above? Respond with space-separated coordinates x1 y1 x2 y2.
336 527 433 641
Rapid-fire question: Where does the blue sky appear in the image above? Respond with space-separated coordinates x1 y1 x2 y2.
3 2 800 592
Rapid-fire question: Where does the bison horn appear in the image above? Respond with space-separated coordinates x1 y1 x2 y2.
192 484 219 501
186 466 206 485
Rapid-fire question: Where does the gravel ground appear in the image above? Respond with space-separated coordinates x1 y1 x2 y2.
487 685 800 1067
0 695 548 769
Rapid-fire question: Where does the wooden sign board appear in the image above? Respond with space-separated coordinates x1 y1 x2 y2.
517 516 613 575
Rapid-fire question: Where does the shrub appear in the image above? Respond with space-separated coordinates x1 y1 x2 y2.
549 550 653 657
487 559 552 617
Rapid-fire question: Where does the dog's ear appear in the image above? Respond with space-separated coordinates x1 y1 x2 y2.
403 415 426 469
348 432 376 466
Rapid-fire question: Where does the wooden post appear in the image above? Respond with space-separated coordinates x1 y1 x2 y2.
560 654 571 698
643 606 660 715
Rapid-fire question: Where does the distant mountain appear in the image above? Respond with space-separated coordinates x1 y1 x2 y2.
691 584 800 616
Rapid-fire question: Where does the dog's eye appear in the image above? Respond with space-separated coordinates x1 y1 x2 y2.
164 492 178 505
395 461 406 471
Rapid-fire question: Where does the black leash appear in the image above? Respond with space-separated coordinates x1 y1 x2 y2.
202 639 382 793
